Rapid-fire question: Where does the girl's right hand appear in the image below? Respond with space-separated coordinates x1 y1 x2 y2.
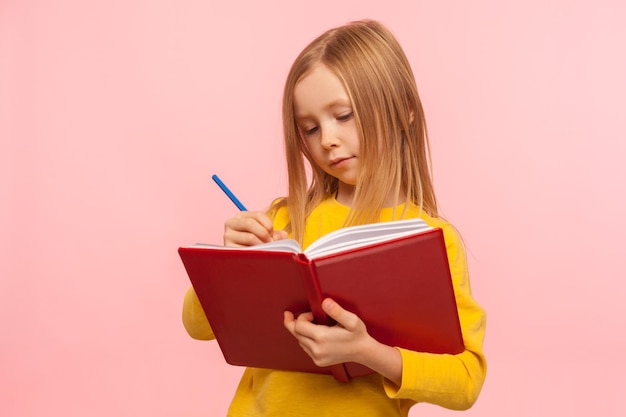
223 211 287 247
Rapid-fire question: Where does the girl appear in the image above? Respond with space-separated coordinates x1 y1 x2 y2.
183 19 486 416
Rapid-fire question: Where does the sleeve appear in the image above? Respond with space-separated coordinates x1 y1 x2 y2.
182 286 215 340
382 223 487 410
269 201 290 232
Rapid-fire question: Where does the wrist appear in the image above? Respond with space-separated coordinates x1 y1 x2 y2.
356 337 403 385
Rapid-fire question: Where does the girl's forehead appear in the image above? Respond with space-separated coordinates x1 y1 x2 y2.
293 65 351 116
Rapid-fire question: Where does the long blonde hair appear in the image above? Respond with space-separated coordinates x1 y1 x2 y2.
274 19 438 244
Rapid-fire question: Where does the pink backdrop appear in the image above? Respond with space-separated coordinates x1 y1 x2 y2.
2 1 625 416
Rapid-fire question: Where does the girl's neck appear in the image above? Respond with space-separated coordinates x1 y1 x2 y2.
335 183 355 206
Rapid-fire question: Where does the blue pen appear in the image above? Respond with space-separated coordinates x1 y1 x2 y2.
211 174 248 211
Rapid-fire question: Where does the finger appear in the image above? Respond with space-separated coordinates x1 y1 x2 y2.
224 212 275 246
284 311 316 343
321 298 360 331
246 211 275 232
272 229 289 241
223 230 268 246
292 312 318 340
233 212 274 242
283 311 296 335
295 312 315 323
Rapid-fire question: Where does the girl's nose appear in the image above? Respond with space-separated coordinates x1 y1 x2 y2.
320 127 339 149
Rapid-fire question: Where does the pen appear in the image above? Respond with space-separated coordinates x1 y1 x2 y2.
211 174 248 211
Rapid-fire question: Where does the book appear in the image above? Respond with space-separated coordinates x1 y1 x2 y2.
178 218 464 382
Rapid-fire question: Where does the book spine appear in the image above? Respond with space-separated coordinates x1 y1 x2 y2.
294 254 329 325
294 254 351 383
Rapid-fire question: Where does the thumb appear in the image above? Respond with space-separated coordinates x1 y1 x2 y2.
321 298 359 330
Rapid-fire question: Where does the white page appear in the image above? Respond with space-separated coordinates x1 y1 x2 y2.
189 239 302 253
187 218 432 257
304 218 431 258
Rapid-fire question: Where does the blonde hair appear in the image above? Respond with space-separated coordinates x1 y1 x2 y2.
274 19 438 244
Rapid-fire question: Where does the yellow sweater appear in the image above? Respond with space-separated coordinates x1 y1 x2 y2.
182 198 487 416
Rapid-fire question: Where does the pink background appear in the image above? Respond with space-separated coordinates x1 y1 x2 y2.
2 1 625 416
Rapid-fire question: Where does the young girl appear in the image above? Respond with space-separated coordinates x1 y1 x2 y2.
183 19 486 416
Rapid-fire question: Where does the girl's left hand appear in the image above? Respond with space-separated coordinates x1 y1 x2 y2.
282 298 372 366
283 298 403 384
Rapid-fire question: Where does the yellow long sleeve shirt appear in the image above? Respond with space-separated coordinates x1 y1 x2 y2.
182 198 487 416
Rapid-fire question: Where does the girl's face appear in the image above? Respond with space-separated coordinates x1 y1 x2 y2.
293 64 361 203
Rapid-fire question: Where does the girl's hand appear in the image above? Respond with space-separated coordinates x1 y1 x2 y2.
223 211 288 247
283 298 403 384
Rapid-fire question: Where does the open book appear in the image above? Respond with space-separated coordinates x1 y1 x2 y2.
179 219 464 382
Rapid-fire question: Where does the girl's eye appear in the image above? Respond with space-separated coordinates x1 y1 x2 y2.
303 126 318 135
337 112 353 122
